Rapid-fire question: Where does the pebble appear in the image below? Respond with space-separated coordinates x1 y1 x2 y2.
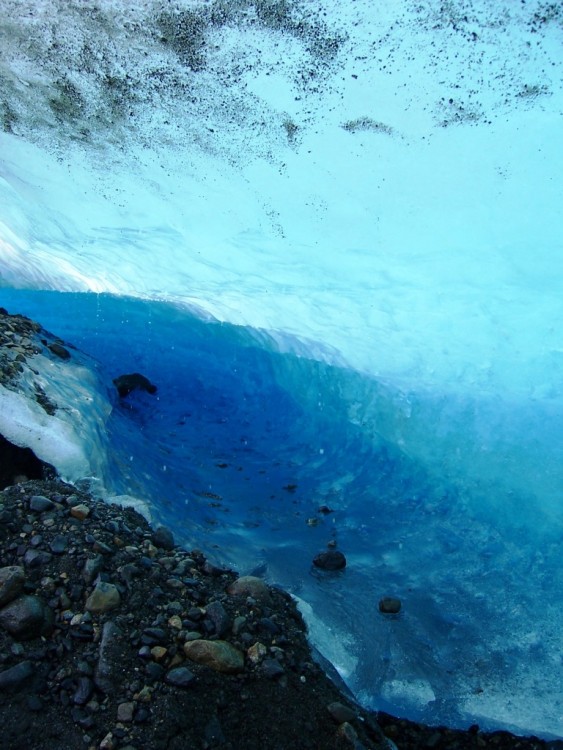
70 504 91 521
117 701 135 723
184 639 245 674
262 658 285 679
247 642 267 665
165 666 196 688
0 565 25 607
50 534 68 554
73 676 94 705
85 582 121 613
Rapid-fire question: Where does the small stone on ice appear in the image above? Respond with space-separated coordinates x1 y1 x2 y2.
379 597 401 614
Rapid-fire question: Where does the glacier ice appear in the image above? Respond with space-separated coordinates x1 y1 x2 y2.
0 0 563 739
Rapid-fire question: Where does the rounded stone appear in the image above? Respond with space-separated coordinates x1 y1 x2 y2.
379 597 401 614
183 639 244 674
152 526 174 550
226 576 271 603
312 550 346 571
165 667 196 688
29 495 55 512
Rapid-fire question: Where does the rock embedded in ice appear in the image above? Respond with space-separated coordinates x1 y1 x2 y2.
312 550 347 571
378 597 401 615
47 342 71 360
113 373 157 398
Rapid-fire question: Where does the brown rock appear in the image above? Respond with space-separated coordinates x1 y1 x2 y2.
70 504 91 520
183 639 244 674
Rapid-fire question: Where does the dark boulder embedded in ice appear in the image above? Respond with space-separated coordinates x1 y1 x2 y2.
113 372 157 398
312 550 347 571
47 341 71 360
0 433 56 490
378 597 401 614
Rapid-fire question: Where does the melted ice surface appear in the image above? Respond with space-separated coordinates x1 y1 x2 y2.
0 0 562 738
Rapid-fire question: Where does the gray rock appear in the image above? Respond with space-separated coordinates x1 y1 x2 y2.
262 658 285 679
73 676 94 705
29 495 55 512
165 667 196 687
0 594 50 640
85 582 121 613
95 620 123 694
50 534 68 555
0 566 25 607
205 600 230 637
152 526 174 550
117 701 135 723
184 639 244 674
226 576 271 603
23 549 53 569
83 554 104 583
0 660 34 690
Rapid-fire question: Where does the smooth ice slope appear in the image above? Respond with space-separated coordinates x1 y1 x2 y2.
0 0 563 739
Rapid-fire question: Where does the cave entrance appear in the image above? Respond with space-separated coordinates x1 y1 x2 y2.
0 433 56 490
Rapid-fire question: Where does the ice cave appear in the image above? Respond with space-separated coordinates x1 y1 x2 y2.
0 0 562 739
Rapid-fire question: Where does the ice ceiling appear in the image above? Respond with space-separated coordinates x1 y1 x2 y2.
1 0 563 737
0 0 560 377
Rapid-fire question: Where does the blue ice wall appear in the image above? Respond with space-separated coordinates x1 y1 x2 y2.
3 288 563 738
1 0 563 738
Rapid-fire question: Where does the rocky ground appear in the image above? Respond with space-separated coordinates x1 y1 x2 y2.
0 307 561 749
0 479 559 750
